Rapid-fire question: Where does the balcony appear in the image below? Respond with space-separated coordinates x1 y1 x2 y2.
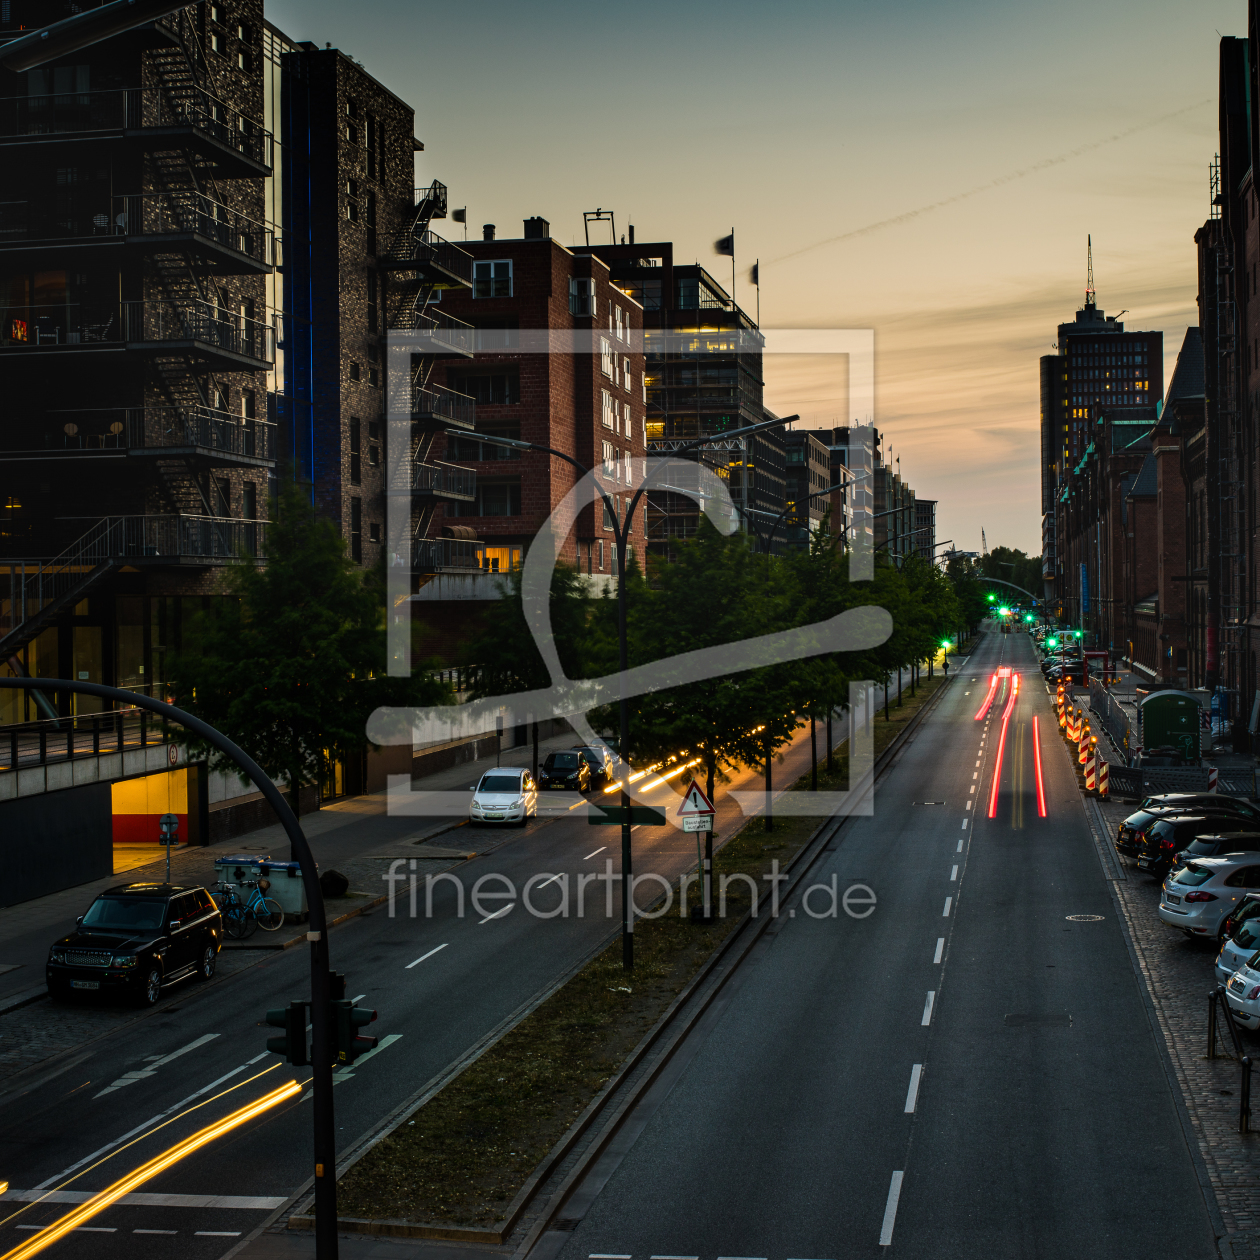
124 300 276 368
380 228 474 289
0 192 272 273
413 536 483 574
0 87 272 177
0 300 275 367
412 461 476 502
408 310 475 357
127 406 276 465
413 383 475 430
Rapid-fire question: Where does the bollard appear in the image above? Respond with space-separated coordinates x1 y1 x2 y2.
1098 759 1109 797
1209 987 1220 1059
1210 767 1220 793
1244 1056 1254 1134
1085 751 1096 791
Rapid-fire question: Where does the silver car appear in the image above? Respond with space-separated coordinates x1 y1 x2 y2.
1216 895 1260 986
1223 954 1260 1030
1159 853 1260 940
468 768 538 827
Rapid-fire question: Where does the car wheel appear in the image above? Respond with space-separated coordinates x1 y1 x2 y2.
195 944 217 981
137 966 162 1006
46 981 71 1002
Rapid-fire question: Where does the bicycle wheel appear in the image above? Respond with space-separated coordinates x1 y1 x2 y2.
253 896 285 932
224 905 250 940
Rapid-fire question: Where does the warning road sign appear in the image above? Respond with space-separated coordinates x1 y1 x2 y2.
677 781 715 817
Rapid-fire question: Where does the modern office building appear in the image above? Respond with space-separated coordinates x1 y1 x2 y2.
914 498 936 562
782 428 830 549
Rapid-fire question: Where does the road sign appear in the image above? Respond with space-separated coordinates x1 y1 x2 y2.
677 781 715 816
682 815 711 832
588 804 667 826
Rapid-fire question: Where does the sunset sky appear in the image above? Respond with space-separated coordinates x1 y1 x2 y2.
270 0 1238 556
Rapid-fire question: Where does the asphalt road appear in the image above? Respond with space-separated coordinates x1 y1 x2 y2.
546 627 1220 1260
0 721 830 1259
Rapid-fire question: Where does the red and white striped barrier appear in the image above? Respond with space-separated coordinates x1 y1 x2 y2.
1209 767 1219 792
1098 759 1109 797
1085 751 1096 791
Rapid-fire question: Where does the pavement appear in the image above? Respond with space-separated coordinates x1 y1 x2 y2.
0 702 840 1260
532 628 1220 1260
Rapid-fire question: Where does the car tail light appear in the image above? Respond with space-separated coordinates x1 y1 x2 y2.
1184 891 1218 903
1248 985 1260 1001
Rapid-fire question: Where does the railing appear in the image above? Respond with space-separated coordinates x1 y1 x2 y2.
1207 985 1254 1133
386 228 474 286
406 309 476 356
126 406 276 460
0 706 175 772
115 192 273 266
2 301 120 347
413 461 476 498
413 383 475 428
122 300 276 363
0 87 271 167
413 537 483 573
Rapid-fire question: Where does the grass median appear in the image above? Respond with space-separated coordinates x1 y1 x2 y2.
335 675 947 1228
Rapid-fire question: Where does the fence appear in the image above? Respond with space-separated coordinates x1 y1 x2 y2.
1089 679 1135 764
0 706 173 772
1101 764 1256 800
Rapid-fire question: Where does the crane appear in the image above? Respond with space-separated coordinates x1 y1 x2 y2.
981 528 988 557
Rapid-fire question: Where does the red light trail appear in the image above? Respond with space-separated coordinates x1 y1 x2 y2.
1032 714 1047 816
987 671 1020 819
974 673 999 720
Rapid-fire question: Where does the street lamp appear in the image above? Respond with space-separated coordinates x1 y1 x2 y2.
0 678 341 1259
446 412 795 970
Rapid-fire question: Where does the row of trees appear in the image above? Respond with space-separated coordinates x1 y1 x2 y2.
168 486 987 811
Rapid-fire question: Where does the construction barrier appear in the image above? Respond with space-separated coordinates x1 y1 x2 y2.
1209 767 1219 792
1098 759 1109 797
1085 751 1096 791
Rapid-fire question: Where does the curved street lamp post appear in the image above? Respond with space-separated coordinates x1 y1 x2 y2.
0 678 342 1260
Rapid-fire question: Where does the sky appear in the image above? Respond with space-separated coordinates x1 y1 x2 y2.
269 0 1241 556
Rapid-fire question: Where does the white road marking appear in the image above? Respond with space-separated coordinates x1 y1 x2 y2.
653 1255 700 1259
535 873 563 890
950 865 958 881
879 1170 905 1246
134 1230 177 1234
921 991 935 1025
589 1255 631 1258
351 994 366 1003
904 1064 923 1112
406 943 449 969
479 905 513 924
4 1190 287 1209
76 1228 116 1233
942 895 951 915
94 1033 221 1098
969 786 974 794
38 1053 269 1189
196 1232 241 1237
971 772 977 779
957 838 964 852
584 848 607 860
332 1034 403 1082
933 937 944 964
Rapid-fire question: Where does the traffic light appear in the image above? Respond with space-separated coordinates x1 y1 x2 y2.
986 593 996 603
1073 630 1082 639
1046 637 1058 648
1025 613 1034 622
333 999 378 1065
266 1001 309 1067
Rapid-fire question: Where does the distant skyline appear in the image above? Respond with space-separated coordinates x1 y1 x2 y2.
269 0 1239 555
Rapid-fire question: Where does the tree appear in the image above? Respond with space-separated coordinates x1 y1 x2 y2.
978 546 1043 603
169 480 448 815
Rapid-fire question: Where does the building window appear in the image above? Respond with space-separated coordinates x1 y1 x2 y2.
368 420 380 466
600 337 614 379
455 479 521 517
209 31 225 55
349 362 360 382
209 4 227 23
473 260 512 299
569 277 594 317
472 317 519 349
366 192 377 255
213 478 231 517
614 305 625 342
369 522 380 543
601 388 614 429
602 440 616 480
350 418 361 486
367 269 377 331
350 496 362 561
237 48 250 72
449 372 520 405
368 366 379 387
623 357 632 394
242 481 256 521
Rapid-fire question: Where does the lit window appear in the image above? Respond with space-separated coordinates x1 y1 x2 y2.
600 337 614 379
601 388 614 429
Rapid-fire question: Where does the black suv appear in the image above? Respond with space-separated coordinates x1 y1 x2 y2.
539 750 591 793
47 883 223 1007
571 745 614 787
1116 794 1260 858
1135 815 1257 877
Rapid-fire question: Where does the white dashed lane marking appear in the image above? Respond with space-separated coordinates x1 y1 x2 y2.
406 943 448 969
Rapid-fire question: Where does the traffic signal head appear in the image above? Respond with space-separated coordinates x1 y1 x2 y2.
266 1001 309 1067
1046 637 1058 648
940 640 950 649
987 593 996 602
1074 630 1082 639
1025 614 1034 622
999 606 1011 616
333 999 378 1066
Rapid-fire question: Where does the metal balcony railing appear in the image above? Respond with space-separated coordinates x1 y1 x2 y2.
412 383 475 428
127 406 276 460
412 537 483 573
407 309 476 356
114 192 273 266
1 301 120 347
413 461 476 498
0 707 176 773
383 226 474 286
0 88 272 167
122 300 276 363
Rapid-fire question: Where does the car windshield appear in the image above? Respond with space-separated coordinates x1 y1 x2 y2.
81 897 166 931
1173 865 1215 888
578 748 603 762
547 753 580 770
479 775 522 794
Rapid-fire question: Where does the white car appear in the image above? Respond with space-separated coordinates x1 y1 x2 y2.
1223 955 1260 1030
1159 854 1260 939
1216 895 1260 986
468 768 537 826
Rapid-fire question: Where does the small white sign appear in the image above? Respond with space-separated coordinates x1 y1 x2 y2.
683 815 713 832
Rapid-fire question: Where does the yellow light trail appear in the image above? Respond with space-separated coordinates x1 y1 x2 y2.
0 1080 300 1260
640 758 703 792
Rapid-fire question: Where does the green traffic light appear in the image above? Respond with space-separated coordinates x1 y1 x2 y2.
998 606 1011 616
1074 630 1082 639
1024 614 1034 622
1046 637 1058 648
987 593 996 602
940 640 950 649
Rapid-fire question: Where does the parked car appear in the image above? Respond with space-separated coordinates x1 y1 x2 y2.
1215 893 1260 985
1047 661 1089 685
1172 832 1260 876
1159 855 1260 939
1116 795 1260 859
1136 815 1256 877
571 744 615 787
1040 653 1077 677
47 883 223 1007
1138 746 1188 768
538 750 591 793
468 767 537 826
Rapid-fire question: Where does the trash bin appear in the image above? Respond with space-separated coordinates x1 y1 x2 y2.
211 854 268 907
260 858 308 921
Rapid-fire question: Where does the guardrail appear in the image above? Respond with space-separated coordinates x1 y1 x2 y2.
413 537 483 573
122 300 276 363
1089 679 1135 764
0 706 173 772
115 191 273 266
127 406 276 460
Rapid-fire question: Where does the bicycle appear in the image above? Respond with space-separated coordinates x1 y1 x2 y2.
215 879 284 938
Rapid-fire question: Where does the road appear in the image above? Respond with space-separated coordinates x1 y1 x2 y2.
541 626 1219 1260
0 716 833 1258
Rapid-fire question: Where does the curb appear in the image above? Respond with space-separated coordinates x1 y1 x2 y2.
284 672 955 1246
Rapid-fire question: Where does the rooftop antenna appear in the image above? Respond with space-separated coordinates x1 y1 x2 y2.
1085 234 1096 309
583 208 616 247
